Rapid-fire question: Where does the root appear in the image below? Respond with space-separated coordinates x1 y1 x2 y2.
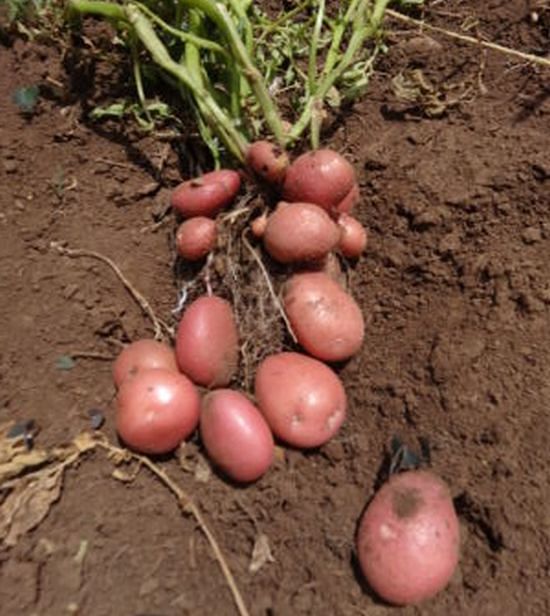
95 439 251 616
242 233 297 344
1 429 251 616
386 9 550 68
51 242 172 341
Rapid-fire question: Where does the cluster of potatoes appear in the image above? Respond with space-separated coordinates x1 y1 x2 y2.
111 142 460 607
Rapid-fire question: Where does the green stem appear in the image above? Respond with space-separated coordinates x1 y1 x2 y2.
68 0 126 20
135 1 229 57
307 0 325 96
179 0 286 146
290 0 390 143
130 34 152 123
126 4 248 161
322 0 363 79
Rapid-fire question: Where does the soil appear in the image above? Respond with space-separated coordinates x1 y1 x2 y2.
1 1 549 615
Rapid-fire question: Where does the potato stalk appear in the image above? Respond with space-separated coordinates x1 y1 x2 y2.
178 0 287 146
290 0 392 143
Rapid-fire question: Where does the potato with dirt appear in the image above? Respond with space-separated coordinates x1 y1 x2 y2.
356 470 460 606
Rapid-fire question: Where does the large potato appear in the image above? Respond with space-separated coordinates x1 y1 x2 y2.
282 149 357 214
283 272 364 362
200 389 274 482
116 368 200 455
357 470 460 606
254 352 347 448
176 295 239 388
263 202 340 263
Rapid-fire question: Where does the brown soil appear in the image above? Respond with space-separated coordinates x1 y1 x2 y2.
1 1 549 615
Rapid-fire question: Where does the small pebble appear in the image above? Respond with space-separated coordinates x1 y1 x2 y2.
87 408 105 430
521 227 542 244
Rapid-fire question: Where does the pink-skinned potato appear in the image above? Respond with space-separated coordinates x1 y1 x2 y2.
335 183 360 215
116 368 200 455
283 271 364 362
357 470 460 606
175 217 217 261
263 201 340 263
171 169 241 218
112 339 179 388
200 389 274 482
337 213 368 258
254 352 347 448
176 295 239 388
282 149 357 214
246 140 289 186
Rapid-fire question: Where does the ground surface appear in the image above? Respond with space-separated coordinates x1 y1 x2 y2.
0 1 549 615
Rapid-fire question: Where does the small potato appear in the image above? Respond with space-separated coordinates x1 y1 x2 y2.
283 272 364 362
246 140 289 186
282 149 357 214
116 368 200 454
337 213 367 258
335 183 360 215
357 470 460 606
176 295 239 388
254 352 347 448
200 389 274 482
263 202 340 263
112 339 178 388
250 212 268 238
171 169 241 218
175 217 217 261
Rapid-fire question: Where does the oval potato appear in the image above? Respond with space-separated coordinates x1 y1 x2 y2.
176 295 239 388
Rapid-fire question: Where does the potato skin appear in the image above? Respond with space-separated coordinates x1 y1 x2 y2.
171 169 241 218
283 272 364 362
175 295 239 388
176 217 217 261
200 389 274 482
337 213 367 258
357 470 460 606
335 183 360 215
263 202 340 263
282 149 356 214
116 368 200 454
254 352 347 448
246 140 289 185
112 339 178 388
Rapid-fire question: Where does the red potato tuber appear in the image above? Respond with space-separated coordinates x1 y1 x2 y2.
246 140 289 185
283 271 365 362
175 295 239 388
171 169 241 218
357 470 460 606
335 183 360 215
112 339 178 388
250 212 268 238
200 389 274 482
263 201 340 263
116 368 200 455
337 213 368 258
282 149 357 214
254 352 347 448
175 217 217 261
